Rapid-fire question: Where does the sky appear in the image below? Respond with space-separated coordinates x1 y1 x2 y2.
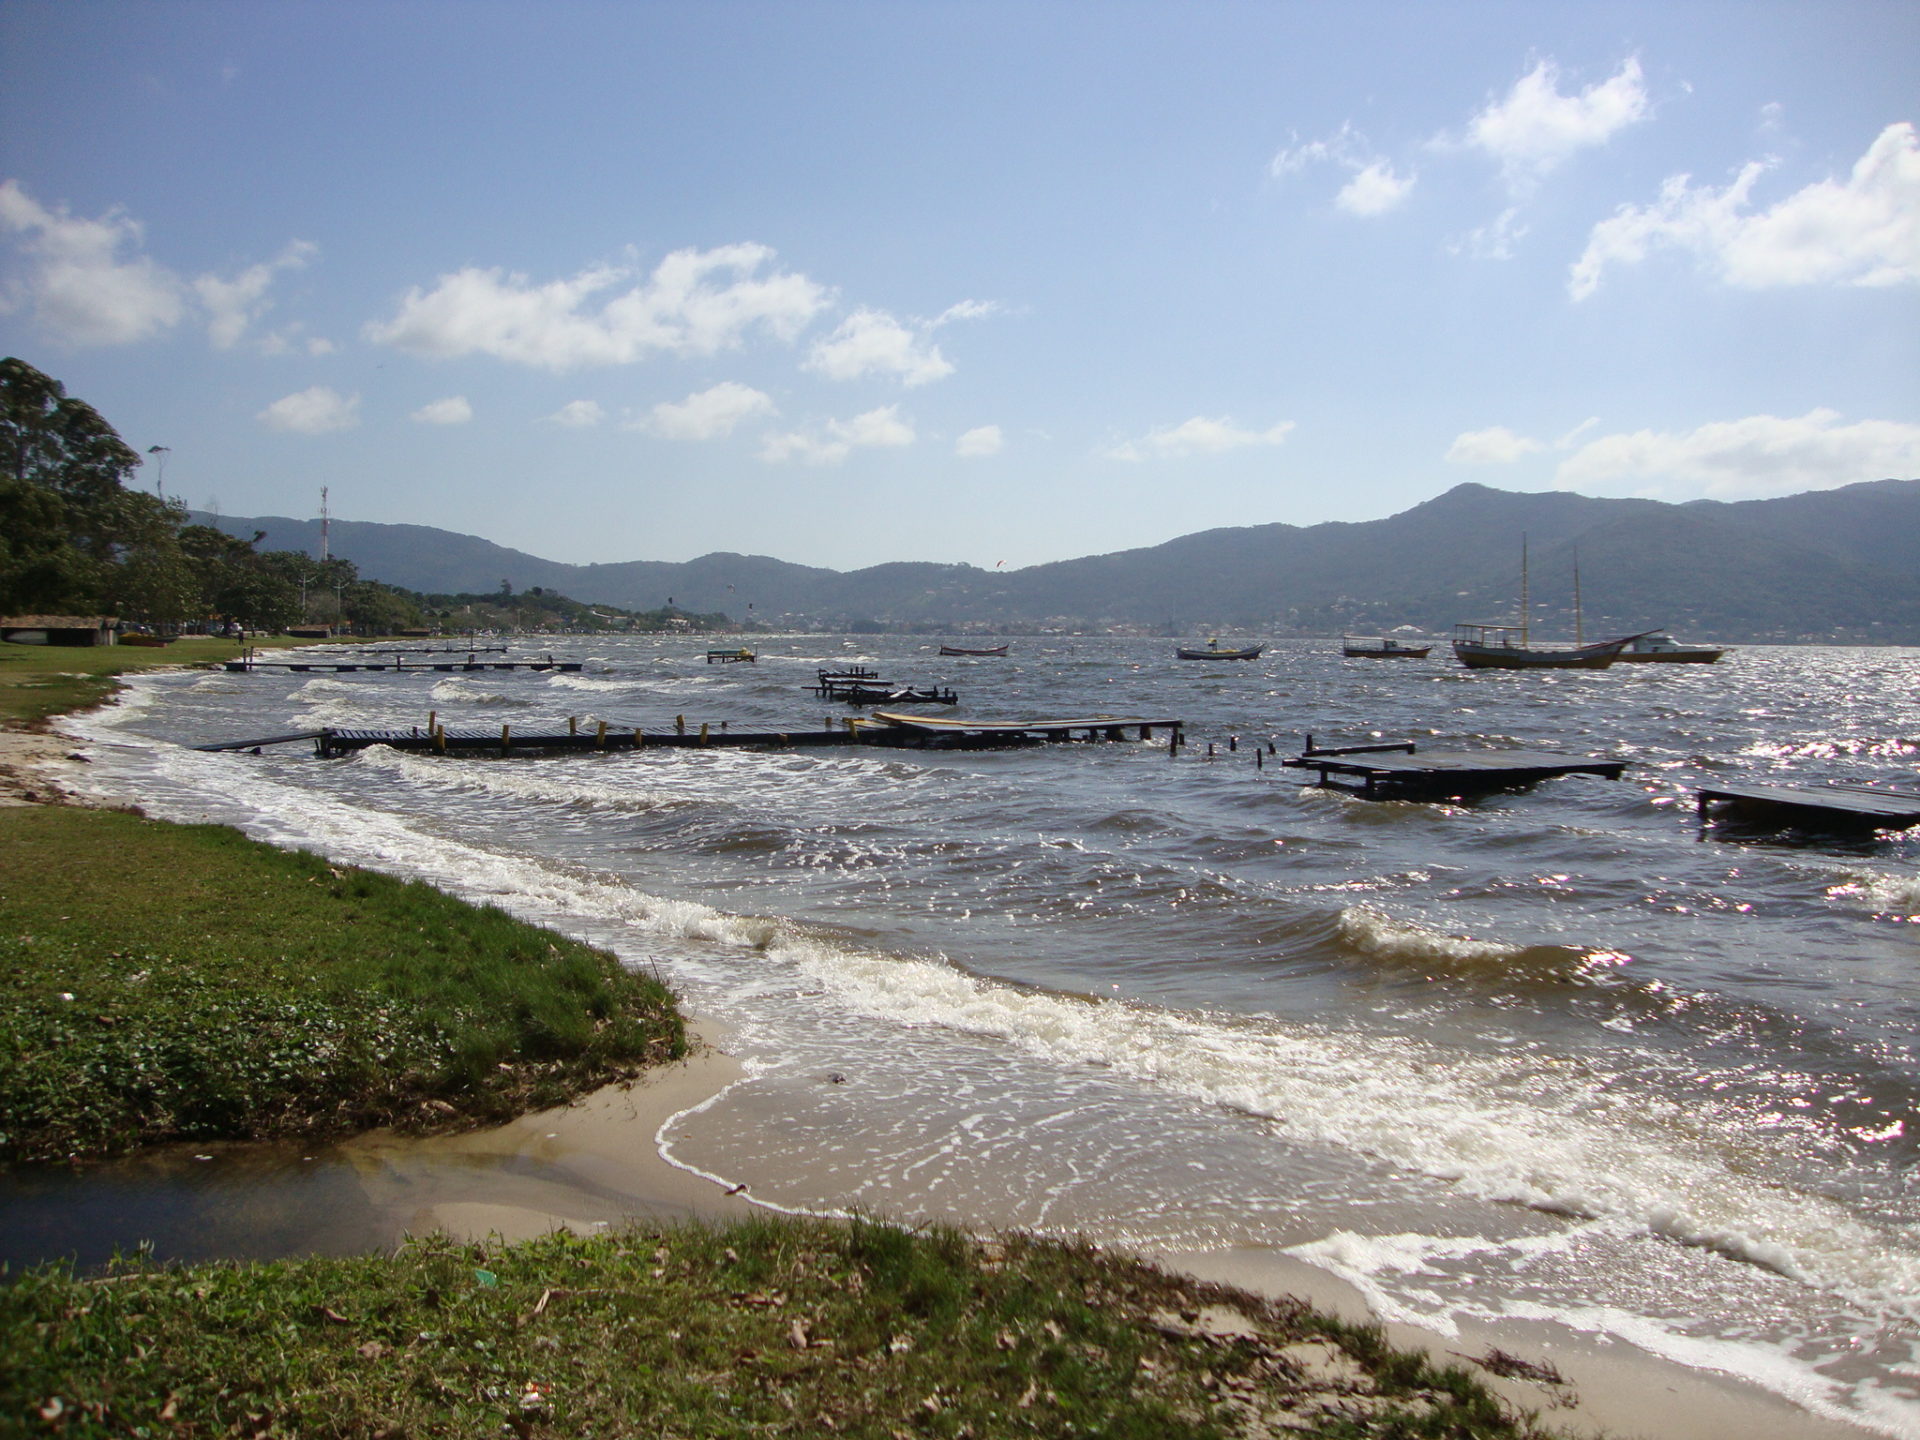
2 1 1917 573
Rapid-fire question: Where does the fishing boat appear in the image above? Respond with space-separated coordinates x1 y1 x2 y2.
1615 633 1725 664
1177 639 1265 661
1342 635 1431 658
1451 623 1636 669
938 644 1009 656
1452 540 1641 669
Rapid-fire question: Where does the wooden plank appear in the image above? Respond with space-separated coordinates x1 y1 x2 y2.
1697 782 1920 827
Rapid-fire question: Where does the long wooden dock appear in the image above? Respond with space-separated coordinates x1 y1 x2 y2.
1696 781 1920 830
224 657 583 674
1282 737 1626 797
304 712 1183 758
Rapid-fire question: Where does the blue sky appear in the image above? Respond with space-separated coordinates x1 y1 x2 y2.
3 1 1916 572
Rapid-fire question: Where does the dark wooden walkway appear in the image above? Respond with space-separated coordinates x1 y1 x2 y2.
1282 738 1626 797
306 712 1183 758
1696 781 1920 830
224 658 583 674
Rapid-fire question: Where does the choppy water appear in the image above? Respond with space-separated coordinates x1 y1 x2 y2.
43 637 1920 1433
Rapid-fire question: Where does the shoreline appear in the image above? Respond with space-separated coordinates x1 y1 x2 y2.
0 713 1893 1438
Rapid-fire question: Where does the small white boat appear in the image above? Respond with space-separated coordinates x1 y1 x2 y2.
1615 633 1725 664
1177 639 1264 660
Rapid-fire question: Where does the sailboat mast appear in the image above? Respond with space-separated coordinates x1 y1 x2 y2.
1573 546 1584 647
1520 534 1529 647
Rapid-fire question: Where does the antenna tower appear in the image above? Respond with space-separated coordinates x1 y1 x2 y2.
320 486 330 562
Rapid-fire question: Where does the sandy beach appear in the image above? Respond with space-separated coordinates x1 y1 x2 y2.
2 713 1891 1438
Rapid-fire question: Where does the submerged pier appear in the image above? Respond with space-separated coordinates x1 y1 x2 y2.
303 712 1183 758
1282 736 1627 798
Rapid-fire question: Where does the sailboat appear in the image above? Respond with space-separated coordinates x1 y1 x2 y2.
1452 541 1644 670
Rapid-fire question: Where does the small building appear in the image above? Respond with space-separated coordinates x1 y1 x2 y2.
0 615 118 647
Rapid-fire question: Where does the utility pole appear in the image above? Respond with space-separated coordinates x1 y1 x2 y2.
319 486 330 562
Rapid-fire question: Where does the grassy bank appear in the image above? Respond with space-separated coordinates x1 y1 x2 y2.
0 1217 1568 1439
0 806 683 1162
0 636 308 725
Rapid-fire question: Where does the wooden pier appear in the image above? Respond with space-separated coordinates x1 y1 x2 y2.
706 648 756 663
301 711 1183 758
1696 781 1920 831
224 656 583 674
1282 736 1626 798
809 669 957 705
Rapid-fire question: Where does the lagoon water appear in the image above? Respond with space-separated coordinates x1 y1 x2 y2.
48 637 1920 1434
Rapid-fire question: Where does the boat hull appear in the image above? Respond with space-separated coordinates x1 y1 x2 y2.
938 645 1008 656
1177 646 1264 660
1343 645 1430 658
1615 648 1723 664
1453 642 1625 669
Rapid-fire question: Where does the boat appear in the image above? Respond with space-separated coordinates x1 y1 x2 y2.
1451 623 1638 669
938 644 1008 656
1342 635 1430 658
705 647 755 664
1177 638 1265 660
1615 632 1725 664
1452 539 1643 669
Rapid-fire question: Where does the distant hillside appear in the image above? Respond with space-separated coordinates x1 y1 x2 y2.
194 478 1920 642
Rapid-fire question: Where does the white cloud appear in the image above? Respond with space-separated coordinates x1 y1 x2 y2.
955 424 1003 458
759 405 915 466
934 298 1002 326
805 307 954 386
641 381 775 440
366 242 829 371
1570 122 1920 300
0 179 185 344
1446 426 1544 464
1554 409 1920 500
258 386 359 434
1271 124 1414 216
1336 160 1415 217
411 395 472 425
547 399 605 428
1106 416 1295 462
194 239 317 349
1467 57 1648 188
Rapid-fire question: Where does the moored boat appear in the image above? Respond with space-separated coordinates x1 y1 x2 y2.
938 644 1009 656
1342 635 1431 658
1615 632 1725 664
1451 622 1638 669
1177 639 1264 660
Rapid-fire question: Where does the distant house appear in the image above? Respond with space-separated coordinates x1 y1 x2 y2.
0 615 118 647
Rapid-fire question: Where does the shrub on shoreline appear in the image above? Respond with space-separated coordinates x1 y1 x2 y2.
0 806 683 1163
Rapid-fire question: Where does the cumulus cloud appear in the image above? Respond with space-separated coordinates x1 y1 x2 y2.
805 307 955 386
0 179 185 344
258 386 359 434
366 243 829 371
1554 409 1920 500
194 240 317 348
641 381 775 440
1446 426 1544 464
759 405 915 466
955 424 1003 457
1271 124 1415 216
547 399 605 428
1467 57 1649 188
1569 122 1920 300
1337 161 1416 217
411 395 472 425
1106 416 1295 462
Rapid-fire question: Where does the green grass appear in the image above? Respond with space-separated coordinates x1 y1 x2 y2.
0 1219 1566 1439
0 806 684 1161
0 637 321 724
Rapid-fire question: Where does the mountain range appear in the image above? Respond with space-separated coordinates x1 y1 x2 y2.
193 478 1920 643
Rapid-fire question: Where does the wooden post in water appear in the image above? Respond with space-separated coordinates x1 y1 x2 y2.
634 728 644 749
596 719 607 749
501 723 511 754
675 714 686 735
699 722 710 745
569 715 578 736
